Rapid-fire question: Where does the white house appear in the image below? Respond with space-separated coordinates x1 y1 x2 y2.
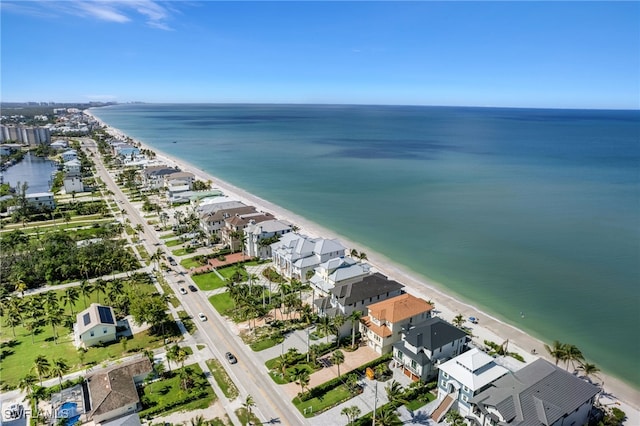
25 192 55 210
433 348 509 421
271 233 346 282
61 149 78 162
64 158 82 174
75 304 117 348
63 174 84 194
244 219 293 259
50 140 68 150
308 256 371 297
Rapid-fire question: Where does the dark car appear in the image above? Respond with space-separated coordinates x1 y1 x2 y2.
225 352 237 364
167 256 177 266
188 285 198 292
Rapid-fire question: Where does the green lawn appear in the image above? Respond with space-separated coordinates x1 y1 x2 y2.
293 384 354 417
209 293 235 316
164 238 182 247
159 232 176 240
0 280 161 389
205 359 239 400
218 266 248 281
180 256 203 269
171 247 196 256
250 336 283 352
405 393 434 411
192 272 227 291
138 364 216 418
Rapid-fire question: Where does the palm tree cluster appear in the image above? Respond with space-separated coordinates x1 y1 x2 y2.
349 249 368 261
544 340 600 381
0 228 137 289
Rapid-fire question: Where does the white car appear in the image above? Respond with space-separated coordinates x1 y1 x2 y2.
179 287 187 295
198 312 207 321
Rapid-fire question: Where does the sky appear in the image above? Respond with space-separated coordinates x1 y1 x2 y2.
1 1 639 109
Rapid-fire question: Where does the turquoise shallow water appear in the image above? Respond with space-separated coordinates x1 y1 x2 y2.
91 104 640 388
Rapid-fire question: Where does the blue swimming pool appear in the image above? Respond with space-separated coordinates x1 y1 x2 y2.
57 402 80 426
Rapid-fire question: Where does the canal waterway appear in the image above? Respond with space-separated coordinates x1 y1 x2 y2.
1 152 58 193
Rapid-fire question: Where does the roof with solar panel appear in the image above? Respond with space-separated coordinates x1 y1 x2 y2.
76 303 117 336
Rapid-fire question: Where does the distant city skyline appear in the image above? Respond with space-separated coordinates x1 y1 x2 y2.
1 1 638 109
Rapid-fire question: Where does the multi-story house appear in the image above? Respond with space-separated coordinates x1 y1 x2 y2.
199 204 255 241
61 149 78 162
244 219 293 259
308 257 371 297
433 348 509 421
392 317 468 381
360 293 433 355
140 165 179 189
64 158 82 174
25 192 55 210
63 174 84 194
469 359 600 426
221 211 275 252
271 233 346 282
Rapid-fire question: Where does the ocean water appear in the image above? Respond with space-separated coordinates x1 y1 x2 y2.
91 104 640 388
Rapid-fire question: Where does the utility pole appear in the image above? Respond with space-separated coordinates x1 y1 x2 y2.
372 381 378 426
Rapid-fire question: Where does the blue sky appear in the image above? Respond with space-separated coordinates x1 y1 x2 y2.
1 1 638 109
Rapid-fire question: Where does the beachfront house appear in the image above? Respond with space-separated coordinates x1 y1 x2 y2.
308 256 372 297
432 348 509 422
25 192 55 210
468 358 600 426
221 211 275 252
359 293 433 355
270 233 346 282
392 317 468 381
86 358 152 424
244 219 293 259
140 165 179 189
166 171 196 203
74 303 117 348
199 204 255 242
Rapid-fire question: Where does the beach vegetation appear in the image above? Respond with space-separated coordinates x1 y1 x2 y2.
205 359 239 399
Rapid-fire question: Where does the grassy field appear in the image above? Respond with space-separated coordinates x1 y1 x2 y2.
209 293 234 316
192 272 227 291
171 247 196 256
293 384 353 417
180 256 203 269
0 280 161 389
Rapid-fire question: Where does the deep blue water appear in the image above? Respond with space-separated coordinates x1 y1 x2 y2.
91 104 640 388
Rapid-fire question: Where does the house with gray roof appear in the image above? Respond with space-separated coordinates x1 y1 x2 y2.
392 317 468 381
308 257 372 297
271 233 346 282
433 348 510 422
86 358 152 424
468 358 600 426
244 219 293 259
74 303 117 348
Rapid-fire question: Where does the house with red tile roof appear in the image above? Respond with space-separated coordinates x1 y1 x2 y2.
360 293 433 355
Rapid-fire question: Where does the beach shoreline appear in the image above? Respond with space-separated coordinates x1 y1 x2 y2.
86 108 640 419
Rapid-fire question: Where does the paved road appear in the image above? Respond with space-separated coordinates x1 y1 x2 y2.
81 138 306 425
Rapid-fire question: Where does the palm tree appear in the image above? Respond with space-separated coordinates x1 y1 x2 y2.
385 380 407 405
4 309 22 337
375 406 402 426
25 384 46 420
79 280 93 308
18 374 37 398
564 344 584 371
45 306 63 344
51 358 70 387
577 362 600 382
166 345 179 372
318 315 332 344
242 394 256 418
333 314 346 347
350 310 362 347
341 406 361 425
452 314 465 328
350 249 359 258
174 346 189 369
93 279 108 304
14 279 28 296
32 355 50 386
544 340 567 366
290 366 310 396
63 287 79 315
150 248 164 271
189 415 206 426
273 355 289 378
358 252 368 261
331 349 345 378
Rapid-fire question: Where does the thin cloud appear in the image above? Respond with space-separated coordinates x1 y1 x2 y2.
2 0 176 30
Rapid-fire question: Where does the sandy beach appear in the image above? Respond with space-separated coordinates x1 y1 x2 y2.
86 109 640 420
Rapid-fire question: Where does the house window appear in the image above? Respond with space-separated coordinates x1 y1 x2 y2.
463 385 469 392
103 328 108 334
443 372 449 378
462 395 468 403
411 360 417 369
441 379 447 387
90 331 94 337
